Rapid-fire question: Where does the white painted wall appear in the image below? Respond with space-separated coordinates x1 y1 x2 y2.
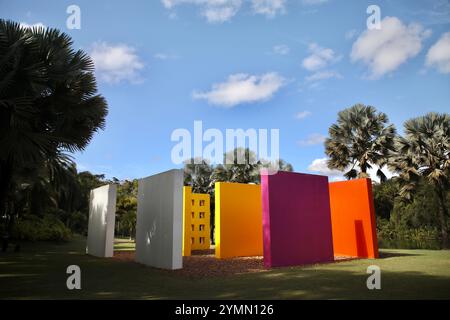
86 184 117 258
135 169 183 270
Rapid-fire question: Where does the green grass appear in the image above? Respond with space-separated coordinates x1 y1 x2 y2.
1 236 450 299
113 238 136 252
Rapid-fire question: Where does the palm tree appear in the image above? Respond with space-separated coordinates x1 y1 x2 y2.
389 112 450 248
222 147 261 184
325 104 396 181
0 20 107 230
183 158 214 194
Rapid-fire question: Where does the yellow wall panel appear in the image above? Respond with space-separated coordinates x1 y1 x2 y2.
215 182 263 259
182 186 210 256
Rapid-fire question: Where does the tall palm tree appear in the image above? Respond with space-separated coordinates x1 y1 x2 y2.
0 20 107 229
389 112 450 248
325 104 396 181
183 158 214 194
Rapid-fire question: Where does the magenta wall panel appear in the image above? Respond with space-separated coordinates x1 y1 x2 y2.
261 171 334 267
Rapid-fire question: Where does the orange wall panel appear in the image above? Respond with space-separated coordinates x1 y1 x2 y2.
329 178 379 259
215 182 263 259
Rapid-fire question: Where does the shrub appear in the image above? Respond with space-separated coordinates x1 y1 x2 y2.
12 215 72 242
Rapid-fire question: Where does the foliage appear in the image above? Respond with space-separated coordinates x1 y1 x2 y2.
389 112 450 247
0 20 107 237
372 179 398 220
115 180 138 239
325 104 396 181
12 214 72 242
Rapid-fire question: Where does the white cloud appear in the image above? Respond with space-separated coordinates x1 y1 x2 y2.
426 32 450 74
193 72 285 107
307 158 344 180
295 110 312 120
297 133 326 146
90 42 144 84
305 70 342 82
351 16 431 79
302 43 340 71
307 158 396 182
273 44 290 55
20 22 46 29
252 0 286 18
161 0 242 23
161 0 286 22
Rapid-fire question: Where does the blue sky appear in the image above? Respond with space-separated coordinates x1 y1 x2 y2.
2 0 450 180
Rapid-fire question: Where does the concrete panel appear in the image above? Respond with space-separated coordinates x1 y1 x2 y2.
329 178 379 258
261 171 334 267
215 182 263 259
86 184 117 258
135 169 183 270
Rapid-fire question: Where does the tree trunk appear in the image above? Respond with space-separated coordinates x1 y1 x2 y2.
436 187 449 249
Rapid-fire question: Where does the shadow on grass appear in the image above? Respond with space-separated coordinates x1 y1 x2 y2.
378 250 423 259
1 238 449 300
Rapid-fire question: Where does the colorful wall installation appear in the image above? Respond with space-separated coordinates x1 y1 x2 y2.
182 186 211 256
86 184 117 258
329 178 379 258
135 169 184 270
215 182 263 259
261 171 335 267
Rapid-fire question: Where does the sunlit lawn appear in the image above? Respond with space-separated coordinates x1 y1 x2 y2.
1 235 450 299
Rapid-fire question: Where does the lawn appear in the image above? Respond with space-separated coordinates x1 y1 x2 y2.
1 236 449 299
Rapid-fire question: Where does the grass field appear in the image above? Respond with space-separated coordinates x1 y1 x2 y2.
1 236 450 299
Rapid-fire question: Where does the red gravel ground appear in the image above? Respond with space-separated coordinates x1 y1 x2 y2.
113 249 356 279
113 249 268 279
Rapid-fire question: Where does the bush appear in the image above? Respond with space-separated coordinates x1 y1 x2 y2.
12 215 72 242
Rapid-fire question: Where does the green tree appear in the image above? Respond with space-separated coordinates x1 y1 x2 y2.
325 104 396 181
115 180 138 239
0 20 107 233
389 112 450 247
373 179 399 220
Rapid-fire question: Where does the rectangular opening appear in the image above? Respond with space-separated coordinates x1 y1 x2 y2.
191 224 195 232
191 212 195 219
191 237 195 244
199 200 205 206
199 237 205 244
199 212 205 219
199 224 205 231
191 199 195 206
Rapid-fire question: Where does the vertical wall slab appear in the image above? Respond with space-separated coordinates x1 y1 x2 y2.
183 186 210 256
86 184 117 258
329 178 379 258
135 169 183 270
215 182 263 259
261 171 334 267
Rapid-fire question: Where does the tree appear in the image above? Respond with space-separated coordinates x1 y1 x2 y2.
184 158 214 194
325 104 396 181
0 20 107 232
115 180 138 239
372 179 398 220
389 112 450 247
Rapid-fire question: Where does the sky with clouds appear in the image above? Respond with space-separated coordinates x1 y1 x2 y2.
3 0 450 181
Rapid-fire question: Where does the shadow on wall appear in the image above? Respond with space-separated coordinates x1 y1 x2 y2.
355 220 368 258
